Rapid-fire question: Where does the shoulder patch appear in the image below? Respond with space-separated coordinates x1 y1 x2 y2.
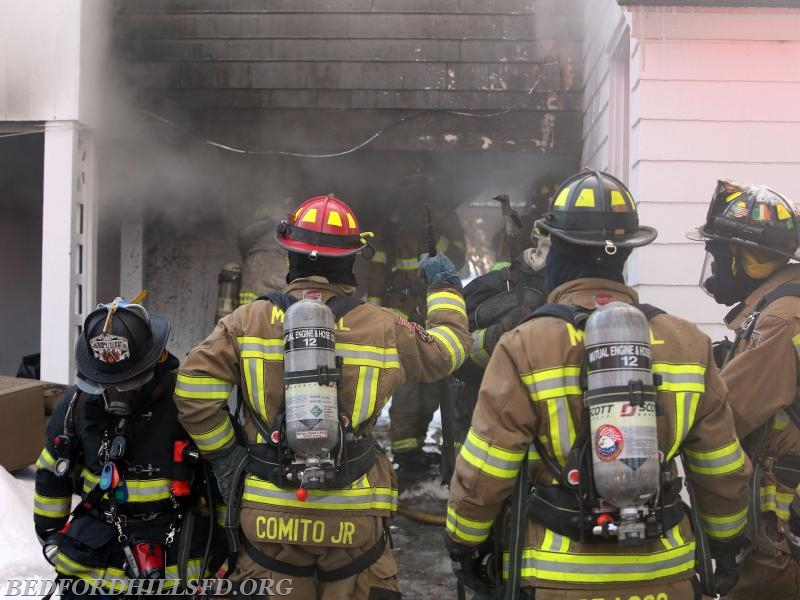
395 315 433 342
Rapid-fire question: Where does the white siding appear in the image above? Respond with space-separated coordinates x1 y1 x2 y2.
628 7 800 336
581 5 800 337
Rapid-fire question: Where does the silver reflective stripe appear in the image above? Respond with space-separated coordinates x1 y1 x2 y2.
175 376 233 399
337 345 400 369
352 366 378 429
461 430 524 479
244 357 268 421
685 444 744 474
446 512 491 539
239 339 283 359
666 391 700 460
653 365 705 392
470 329 490 367
396 257 419 270
525 373 581 400
429 325 466 367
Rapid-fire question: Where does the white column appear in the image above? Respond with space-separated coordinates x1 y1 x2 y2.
40 121 96 384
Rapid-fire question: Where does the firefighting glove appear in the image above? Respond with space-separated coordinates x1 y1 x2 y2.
419 252 461 288
441 531 496 595
208 444 249 507
788 501 800 565
484 306 534 354
710 535 750 596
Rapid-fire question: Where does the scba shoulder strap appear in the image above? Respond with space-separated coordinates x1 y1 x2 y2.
258 291 365 321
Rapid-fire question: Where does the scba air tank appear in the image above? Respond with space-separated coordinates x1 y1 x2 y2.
584 302 659 510
283 299 340 459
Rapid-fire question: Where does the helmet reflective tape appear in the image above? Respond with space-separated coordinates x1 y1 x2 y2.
538 170 656 248
690 179 800 258
276 195 369 257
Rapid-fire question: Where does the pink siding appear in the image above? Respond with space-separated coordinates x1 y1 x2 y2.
583 3 800 335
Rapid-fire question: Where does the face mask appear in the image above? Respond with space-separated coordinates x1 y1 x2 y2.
99 370 154 415
700 242 760 306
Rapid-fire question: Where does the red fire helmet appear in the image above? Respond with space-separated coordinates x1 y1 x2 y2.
275 195 374 258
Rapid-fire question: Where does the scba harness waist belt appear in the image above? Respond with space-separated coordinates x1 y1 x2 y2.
527 481 686 543
245 436 378 489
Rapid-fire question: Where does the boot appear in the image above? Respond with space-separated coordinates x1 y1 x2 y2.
393 447 439 479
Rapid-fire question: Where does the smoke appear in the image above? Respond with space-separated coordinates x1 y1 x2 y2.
85 1 582 354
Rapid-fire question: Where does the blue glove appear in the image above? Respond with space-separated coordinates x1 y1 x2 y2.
419 252 461 288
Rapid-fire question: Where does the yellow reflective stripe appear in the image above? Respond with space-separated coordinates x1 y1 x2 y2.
370 251 387 264
660 523 685 550
367 296 383 305
503 541 695 583
460 429 524 479
528 443 541 463
547 397 576 464
124 478 174 502
36 447 57 471
243 356 268 423
453 240 465 249
428 326 467 370
470 328 490 367
760 485 793 520
337 343 400 369
446 505 493 543
699 505 748 540
82 468 100 491
684 440 745 476
193 417 236 453
653 362 706 393
239 291 258 305
216 503 228 527
773 409 790 430
522 366 582 401
243 476 396 511
80 469 172 502
54 552 127 592
238 336 283 361
392 438 419 452
427 291 467 320
54 552 203 591
793 332 800 359
33 493 71 518
396 257 419 270
352 365 379 429
436 235 450 253
541 529 570 552
666 391 700 461
175 374 233 400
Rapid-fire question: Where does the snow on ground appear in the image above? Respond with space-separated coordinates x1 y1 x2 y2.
0 466 53 599
0 402 454 599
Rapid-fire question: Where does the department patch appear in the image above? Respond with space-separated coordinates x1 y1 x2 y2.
746 330 762 351
303 290 322 301
89 334 130 364
395 315 433 342
594 424 624 462
594 294 616 308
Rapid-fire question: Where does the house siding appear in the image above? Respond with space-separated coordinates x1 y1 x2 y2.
582 3 800 340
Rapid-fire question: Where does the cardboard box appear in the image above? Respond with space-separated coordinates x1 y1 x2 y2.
0 376 45 472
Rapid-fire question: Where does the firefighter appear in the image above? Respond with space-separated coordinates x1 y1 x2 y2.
445 170 752 600
445 189 553 483
174 195 471 599
34 296 221 597
366 172 467 477
687 179 800 599
237 198 295 306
